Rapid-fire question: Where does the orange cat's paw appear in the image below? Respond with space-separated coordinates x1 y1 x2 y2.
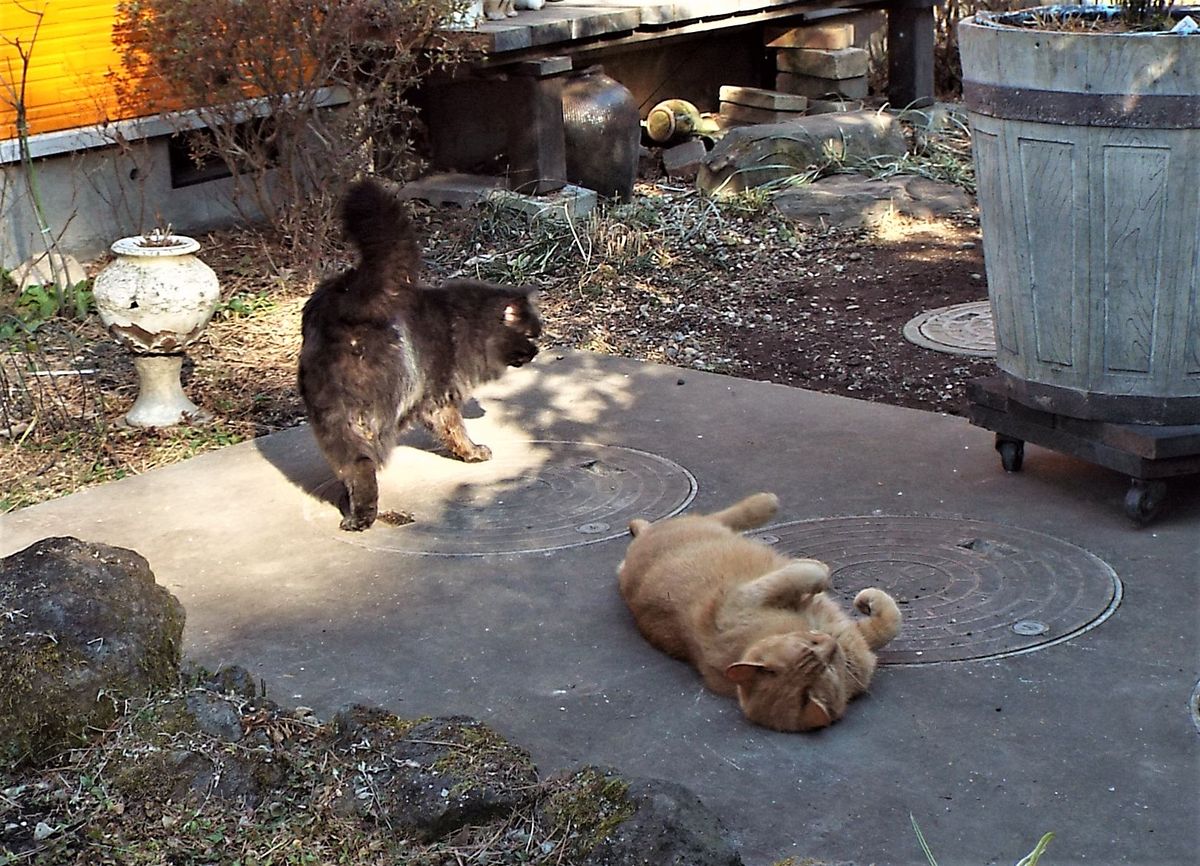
854 588 886 615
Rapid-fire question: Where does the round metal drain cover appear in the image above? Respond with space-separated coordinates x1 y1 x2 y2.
1191 681 1200 735
752 516 1120 664
903 301 996 357
303 441 696 556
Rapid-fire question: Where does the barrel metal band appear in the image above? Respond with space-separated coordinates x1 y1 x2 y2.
964 81 1200 129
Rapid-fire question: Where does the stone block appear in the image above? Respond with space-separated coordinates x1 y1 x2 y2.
398 173 506 208
806 97 867 115
719 102 806 126
776 46 869 79
488 184 597 221
775 71 869 100
661 138 708 180
717 85 808 113
765 22 855 50
12 251 88 291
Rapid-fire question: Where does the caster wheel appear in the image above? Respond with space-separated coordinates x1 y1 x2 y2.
1124 479 1166 525
996 438 1024 473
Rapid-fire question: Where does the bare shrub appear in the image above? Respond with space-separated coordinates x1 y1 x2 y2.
111 0 473 260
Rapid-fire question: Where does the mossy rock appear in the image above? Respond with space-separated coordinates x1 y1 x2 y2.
0 537 185 766
331 707 540 842
544 766 743 866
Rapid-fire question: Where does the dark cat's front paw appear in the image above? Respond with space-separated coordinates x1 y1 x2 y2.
458 444 492 463
340 512 376 531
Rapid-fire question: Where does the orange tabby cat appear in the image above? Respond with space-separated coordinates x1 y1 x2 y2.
617 492 901 732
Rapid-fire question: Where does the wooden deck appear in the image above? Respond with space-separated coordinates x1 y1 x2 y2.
457 0 936 107
423 0 937 194
467 0 840 55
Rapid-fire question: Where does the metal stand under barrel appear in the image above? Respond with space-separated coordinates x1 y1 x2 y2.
967 376 1200 525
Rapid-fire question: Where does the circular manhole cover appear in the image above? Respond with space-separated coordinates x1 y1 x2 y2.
303 441 696 556
1191 680 1200 735
903 301 996 357
750 516 1120 664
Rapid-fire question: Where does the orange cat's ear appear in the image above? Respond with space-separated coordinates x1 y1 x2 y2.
800 697 833 730
628 518 651 536
725 661 768 685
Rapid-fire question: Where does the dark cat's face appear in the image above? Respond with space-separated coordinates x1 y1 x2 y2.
500 292 542 368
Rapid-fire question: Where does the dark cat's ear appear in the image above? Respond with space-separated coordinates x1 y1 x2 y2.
725 661 769 685
503 299 526 325
503 291 539 326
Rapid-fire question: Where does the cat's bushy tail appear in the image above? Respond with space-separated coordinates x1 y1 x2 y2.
341 177 421 284
708 492 779 532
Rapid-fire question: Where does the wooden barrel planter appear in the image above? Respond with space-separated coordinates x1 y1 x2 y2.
960 7 1200 426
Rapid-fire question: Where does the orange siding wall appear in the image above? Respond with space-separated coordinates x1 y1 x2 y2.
1 0 140 140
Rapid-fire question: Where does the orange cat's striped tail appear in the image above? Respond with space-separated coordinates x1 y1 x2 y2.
707 492 779 532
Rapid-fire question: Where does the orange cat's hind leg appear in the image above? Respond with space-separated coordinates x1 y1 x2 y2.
853 588 902 649
707 492 779 532
628 518 651 536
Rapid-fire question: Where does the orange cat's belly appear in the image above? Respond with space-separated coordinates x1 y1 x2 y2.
618 537 783 665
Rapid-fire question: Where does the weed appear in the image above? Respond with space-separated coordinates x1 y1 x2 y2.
911 813 1055 866
214 291 276 321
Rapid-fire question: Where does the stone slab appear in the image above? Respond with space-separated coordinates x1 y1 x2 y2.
718 85 808 112
661 138 708 179
775 71 869 100
398 173 507 208
765 22 855 50
718 102 806 126
489 183 598 220
773 173 974 227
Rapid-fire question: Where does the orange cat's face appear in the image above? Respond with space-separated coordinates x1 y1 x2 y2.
725 631 851 732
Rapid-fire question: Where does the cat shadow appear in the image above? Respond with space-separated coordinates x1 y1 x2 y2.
256 403 485 513
254 398 553 526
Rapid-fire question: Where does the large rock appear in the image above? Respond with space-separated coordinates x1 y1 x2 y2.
0 537 185 764
331 707 540 841
107 684 290 810
697 110 907 195
544 767 743 866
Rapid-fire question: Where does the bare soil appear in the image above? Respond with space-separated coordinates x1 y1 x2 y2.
1 182 993 511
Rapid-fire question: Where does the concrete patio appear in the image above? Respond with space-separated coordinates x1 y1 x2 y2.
2 350 1196 865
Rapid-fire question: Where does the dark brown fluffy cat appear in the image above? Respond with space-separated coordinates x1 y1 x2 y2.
618 493 901 732
298 178 541 531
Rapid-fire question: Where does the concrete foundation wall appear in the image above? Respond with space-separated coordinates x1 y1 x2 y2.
1 136 248 271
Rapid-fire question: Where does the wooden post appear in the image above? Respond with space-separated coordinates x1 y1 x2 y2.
887 0 937 108
504 56 572 195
